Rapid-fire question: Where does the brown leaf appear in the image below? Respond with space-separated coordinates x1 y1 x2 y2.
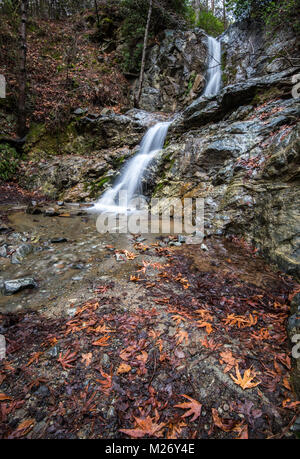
212 408 244 433
120 415 166 438
81 352 92 368
219 351 238 373
174 394 202 422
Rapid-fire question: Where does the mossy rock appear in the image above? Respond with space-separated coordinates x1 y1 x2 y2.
24 122 88 158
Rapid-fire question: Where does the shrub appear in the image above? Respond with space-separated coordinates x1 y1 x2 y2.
196 10 225 37
225 0 300 34
0 144 19 181
119 0 190 73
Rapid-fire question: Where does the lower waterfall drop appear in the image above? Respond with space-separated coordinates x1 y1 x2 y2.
91 121 171 214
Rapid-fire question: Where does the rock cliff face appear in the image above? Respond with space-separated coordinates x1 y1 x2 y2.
137 29 208 112
221 19 300 86
153 67 300 279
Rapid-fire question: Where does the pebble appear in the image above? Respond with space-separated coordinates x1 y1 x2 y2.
0 244 7 257
101 354 110 367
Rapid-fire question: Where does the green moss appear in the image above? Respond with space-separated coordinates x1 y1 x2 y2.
251 87 283 106
153 181 165 194
87 175 112 195
24 122 84 158
97 176 111 188
112 155 126 168
186 72 196 94
221 51 227 72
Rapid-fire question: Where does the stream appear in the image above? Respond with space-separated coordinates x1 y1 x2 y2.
0 201 289 318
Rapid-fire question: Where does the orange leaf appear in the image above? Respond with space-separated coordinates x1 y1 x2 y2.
136 351 148 364
117 363 132 374
171 315 186 325
26 352 42 367
15 418 36 436
96 367 112 395
230 365 260 390
0 393 12 401
175 330 189 346
92 335 111 347
196 321 213 334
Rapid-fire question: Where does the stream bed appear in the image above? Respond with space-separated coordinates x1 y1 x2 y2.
0 202 299 439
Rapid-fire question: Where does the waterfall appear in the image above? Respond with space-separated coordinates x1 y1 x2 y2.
203 36 221 97
91 121 171 213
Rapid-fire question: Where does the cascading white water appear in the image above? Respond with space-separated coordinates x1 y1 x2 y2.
203 36 221 97
91 121 171 213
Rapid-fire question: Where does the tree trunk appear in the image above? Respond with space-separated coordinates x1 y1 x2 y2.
134 0 152 108
17 0 28 139
223 0 226 26
211 0 215 15
94 0 100 28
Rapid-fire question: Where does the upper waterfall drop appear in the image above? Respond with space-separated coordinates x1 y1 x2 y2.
91 121 171 214
203 36 221 97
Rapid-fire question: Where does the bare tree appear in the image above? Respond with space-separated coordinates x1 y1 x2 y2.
17 0 28 138
134 0 153 108
94 0 100 28
223 0 226 26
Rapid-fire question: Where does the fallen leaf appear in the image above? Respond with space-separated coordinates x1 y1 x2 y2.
92 335 111 346
219 351 238 373
117 363 132 374
120 415 166 438
212 408 244 433
0 393 12 401
196 321 213 334
57 350 77 370
175 330 189 346
174 394 202 422
81 353 92 367
26 351 43 367
230 365 261 390
136 351 148 364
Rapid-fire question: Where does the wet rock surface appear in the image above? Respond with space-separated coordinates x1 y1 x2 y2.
3 278 37 295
